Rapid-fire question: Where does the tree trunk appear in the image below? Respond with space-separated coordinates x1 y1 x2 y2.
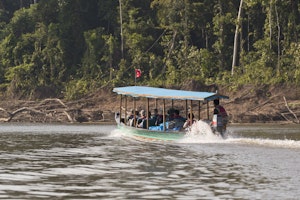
231 0 243 76
269 1 273 49
275 2 281 76
119 0 124 59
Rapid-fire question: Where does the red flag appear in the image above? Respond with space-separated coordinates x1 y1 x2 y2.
135 69 141 78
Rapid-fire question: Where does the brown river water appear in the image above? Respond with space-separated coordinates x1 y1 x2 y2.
0 123 299 199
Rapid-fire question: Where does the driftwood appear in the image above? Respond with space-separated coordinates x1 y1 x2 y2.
248 95 279 112
282 96 300 124
0 98 75 123
0 107 45 122
0 98 112 123
38 98 67 108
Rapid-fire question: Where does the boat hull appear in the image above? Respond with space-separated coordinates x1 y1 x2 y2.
117 123 186 142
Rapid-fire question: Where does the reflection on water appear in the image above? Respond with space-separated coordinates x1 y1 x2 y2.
0 123 299 199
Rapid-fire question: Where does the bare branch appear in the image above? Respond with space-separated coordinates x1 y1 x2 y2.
283 96 300 124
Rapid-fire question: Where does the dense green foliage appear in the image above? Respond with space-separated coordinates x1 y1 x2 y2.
0 0 299 99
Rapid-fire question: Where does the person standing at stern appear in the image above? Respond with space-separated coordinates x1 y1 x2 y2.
211 99 228 137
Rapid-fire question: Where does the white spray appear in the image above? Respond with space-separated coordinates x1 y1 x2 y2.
181 120 224 143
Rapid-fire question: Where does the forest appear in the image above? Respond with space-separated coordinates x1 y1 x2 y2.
0 0 300 100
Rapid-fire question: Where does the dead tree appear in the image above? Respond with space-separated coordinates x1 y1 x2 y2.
282 96 300 124
0 98 75 123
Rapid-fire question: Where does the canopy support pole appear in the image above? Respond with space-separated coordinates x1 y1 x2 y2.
119 95 123 123
133 97 136 127
185 100 188 119
207 101 209 120
163 99 166 131
198 101 201 120
124 96 127 124
147 98 150 129
190 100 193 121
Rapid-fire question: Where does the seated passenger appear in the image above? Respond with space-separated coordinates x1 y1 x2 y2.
126 109 134 126
148 112 156 127
151 108 163 126
168 109 186 130
173 109 185 120
183 113 196 129
138 111 156 129
137 110 146 128
127 110 139 127
167 108 175 121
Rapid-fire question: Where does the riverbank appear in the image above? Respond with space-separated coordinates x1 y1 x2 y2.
0 84 299 124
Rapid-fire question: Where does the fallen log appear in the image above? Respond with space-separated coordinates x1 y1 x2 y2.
37 98 67 108
283 96 300 124
0 98 75 123
0 107 45 122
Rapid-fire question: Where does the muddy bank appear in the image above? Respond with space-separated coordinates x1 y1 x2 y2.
0 85 299 124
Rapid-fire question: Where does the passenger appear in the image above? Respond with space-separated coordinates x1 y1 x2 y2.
183 113 196 129
126 109 134 126
133 110 139 126
168 109 185 130
211 99 228 136
127 110 138 127
167 108 175 121
137 110 146 128
148 111 156 127
173 109 185 120
151 108 163 126
137 111 155 129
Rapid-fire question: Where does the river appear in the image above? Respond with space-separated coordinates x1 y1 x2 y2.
0 123 299 199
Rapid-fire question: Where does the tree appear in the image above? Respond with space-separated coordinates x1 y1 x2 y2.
231 0 243 75
1 0 300 99
212 0 237 73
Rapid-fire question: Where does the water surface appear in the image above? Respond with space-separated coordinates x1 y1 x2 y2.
0 123 299 199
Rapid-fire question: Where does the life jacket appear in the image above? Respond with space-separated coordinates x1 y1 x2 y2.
216 105 228 118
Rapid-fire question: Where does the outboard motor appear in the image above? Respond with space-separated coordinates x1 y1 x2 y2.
212 114 225 137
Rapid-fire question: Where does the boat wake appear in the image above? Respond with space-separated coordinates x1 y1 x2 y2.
179 121 300 148
109 129 124 138
226 137 300 149
180 120 224 143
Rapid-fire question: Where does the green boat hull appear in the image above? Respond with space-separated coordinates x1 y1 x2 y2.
117 124 186 141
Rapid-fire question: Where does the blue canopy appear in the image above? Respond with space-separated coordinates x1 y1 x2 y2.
113 86 229 101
